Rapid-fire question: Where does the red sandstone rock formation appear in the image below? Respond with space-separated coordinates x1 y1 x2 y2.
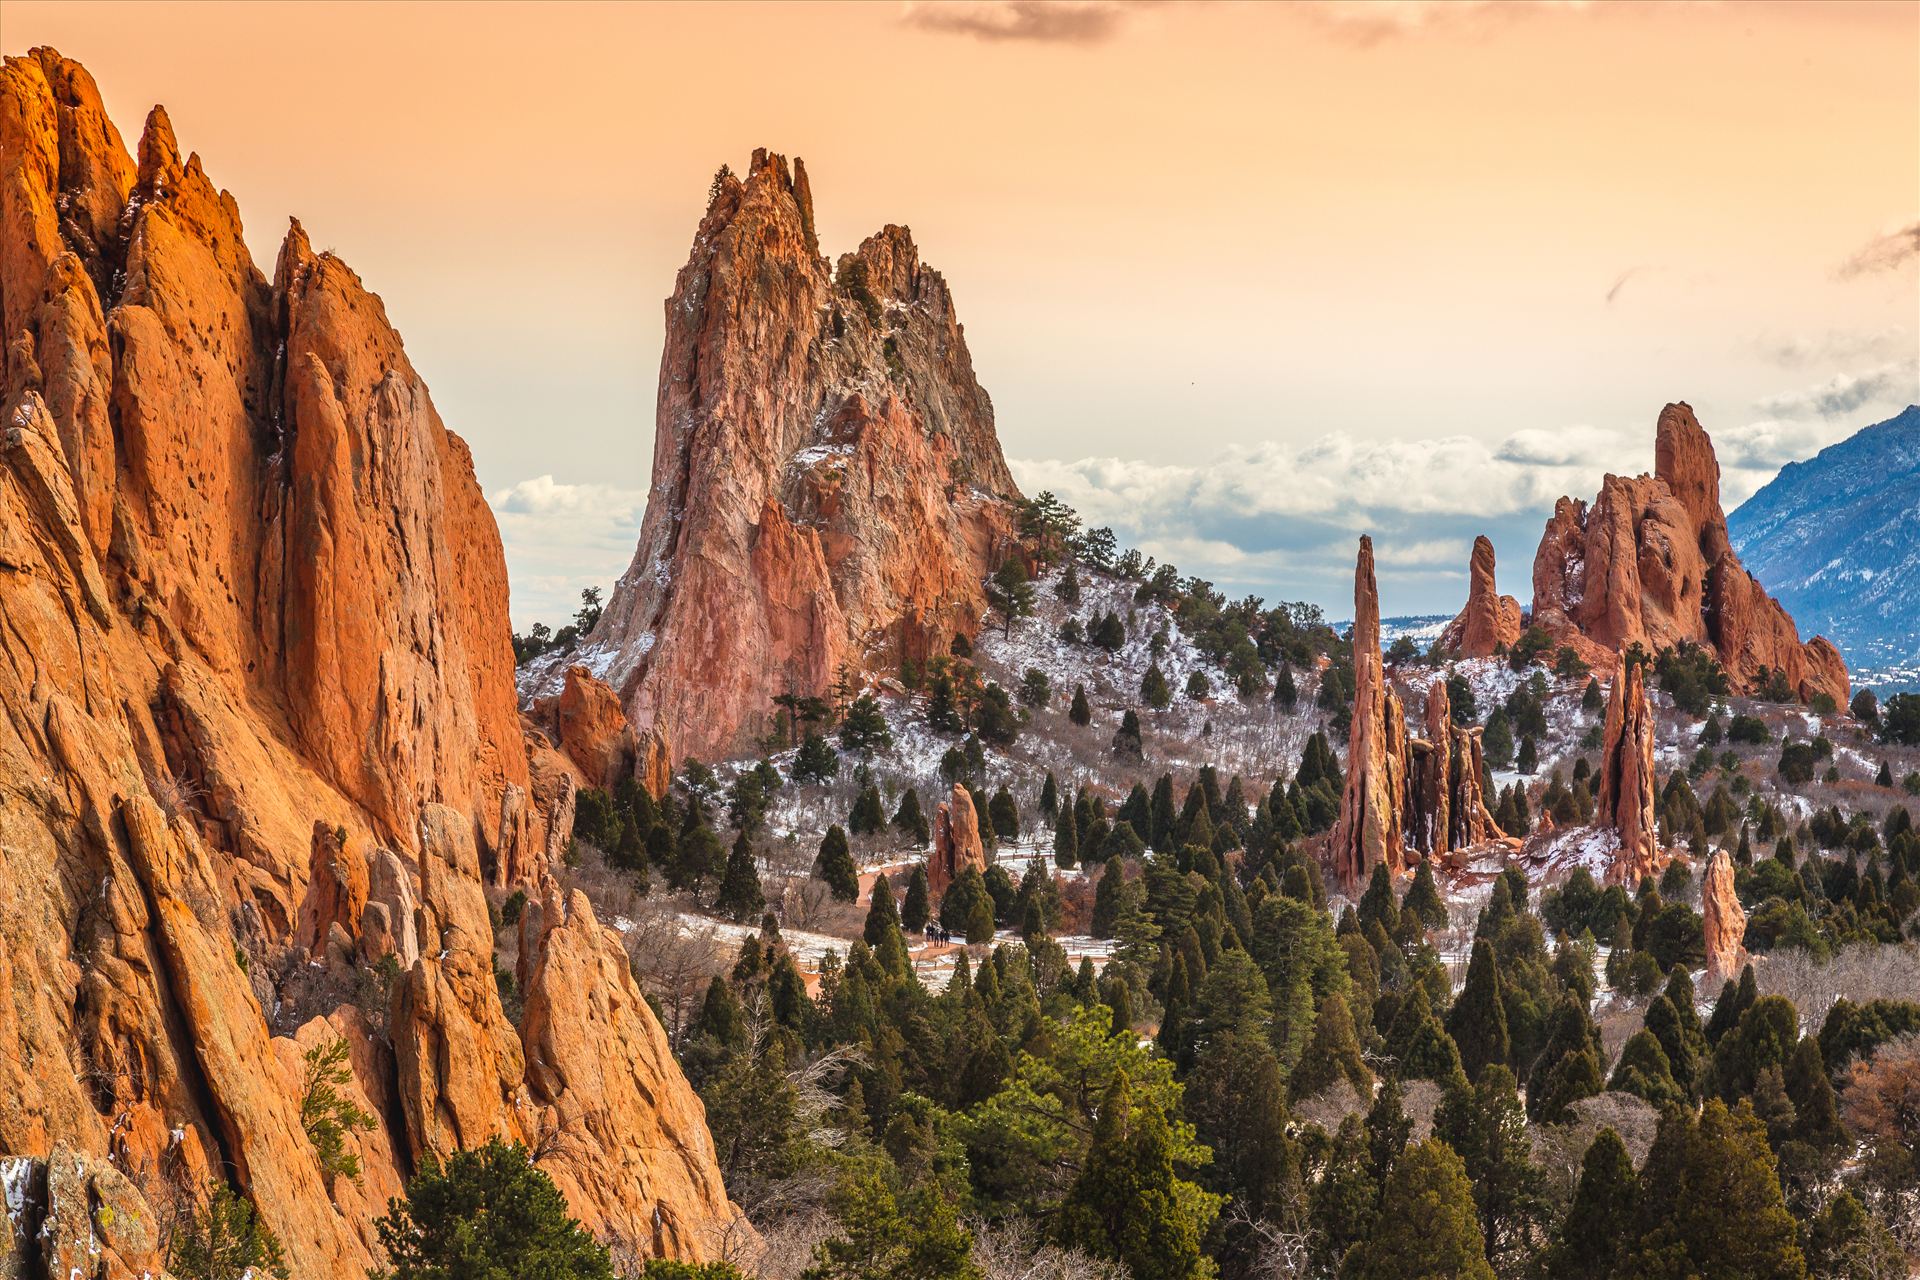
559 664 638 791
1405 678 1508 864
1595 657 1662 884
0 50 738 1275
1440 535 1523 659
1701 849 1748 981
546 149 1019 764
1331 537 1412 887
928 782 989 904
1530 404 1848 706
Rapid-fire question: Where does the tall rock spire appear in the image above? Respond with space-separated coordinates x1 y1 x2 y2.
555 149 1020 764
1595 656 1661 884
1440 534 1523 659
1331 536 1410 887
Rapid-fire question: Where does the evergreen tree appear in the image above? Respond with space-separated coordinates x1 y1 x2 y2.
941 868 997 944
1541 1127 1635 1280
1113 709 1144 759
801 1172 980 1280
1357 862 1399 935
1343 1140 1494 1280
1056 1077 1220 1280
892 788 930 845
901 865 931 933
1609 1029 1687 1110
1141 660 1172 710
838 693 893 757
987 786 1020 841
373 1140 615 1280
1039 772 1059 823
1803 1190 1905 1280
1288 992 1371 1101
1448 938 1510 1081
1274 663 1297 708
1401 860 1449 929
1434 1065 1546 1271
716 832 765 921
815 825 861 902
848 784 886 836
1069 684 1093 726
864 875 902 948
1091 856 1127 938
1053 803 1079 868
169 1183 290 1280
1621 1101 1808 1280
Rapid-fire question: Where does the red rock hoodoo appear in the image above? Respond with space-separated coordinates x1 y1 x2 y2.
0 50 738 1276
1530 404 1848 707
1331 537 1412 888
1333 539 1512 889
1701 848 1748 981
928 782 989 905
1594 657 1662 884
539 149 1020 765
1440 535 1523 659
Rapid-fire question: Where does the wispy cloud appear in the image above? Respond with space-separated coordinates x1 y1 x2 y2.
489 475 648 628
1754 326 1910 369
901 0 1140 45
1754 358 1920 419
1605 265 1648 305
1837 221 1920 280
1306 0 1588 45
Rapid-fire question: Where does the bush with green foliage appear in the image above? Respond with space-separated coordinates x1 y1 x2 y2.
373 1140 614 1280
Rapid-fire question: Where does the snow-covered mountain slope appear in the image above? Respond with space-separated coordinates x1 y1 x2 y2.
1728 405 1920 690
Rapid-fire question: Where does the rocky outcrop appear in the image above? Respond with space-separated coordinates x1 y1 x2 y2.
0 50 736 1277
1530 404 1848 706
558 664 638 791
1406 678 1507 861
1440 535 1523 659
548 149 1019 764
518 889 744 1261
1 1143 168 1280
1701 849 1747 981
1595 657 1661 884
928 782 988 905
1331 537 1411 888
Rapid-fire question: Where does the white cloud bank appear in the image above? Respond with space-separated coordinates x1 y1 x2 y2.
489 475 647 629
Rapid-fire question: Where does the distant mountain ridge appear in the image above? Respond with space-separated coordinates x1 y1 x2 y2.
1728 404 1920 689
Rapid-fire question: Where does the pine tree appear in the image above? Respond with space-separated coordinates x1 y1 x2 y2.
892 787 929 845
716 832 764 921
1343 1140 1495 1280
1113 709 1143 759
1448 938 1510 1081
1621 1101 1808 1280
1401 860 1448 930
1039 773 1059 823
1091 856 1127 938
864 875 901 947
1517 734 1538 775
848 784 886 836
1069 684 1092 726
1288 992 1371 1101
1053 803 1079 868
1056 1077 1220 1280
815 825 860 902
1803 1190 1904 1280
375 1140 616 1280
1141 660 1172 710
1609 1030 1687 1110
1274 663 1297 708
1542 1127 1635 1280
987 786 1020 841
1434 1065 1546 1271
900 865 931 933
1358 862 1400 936
941 868 997 944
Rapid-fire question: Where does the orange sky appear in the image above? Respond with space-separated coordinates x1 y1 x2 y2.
6 1 1917 624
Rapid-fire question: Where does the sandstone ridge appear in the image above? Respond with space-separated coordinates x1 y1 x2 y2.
535 148 1021 764
0 49 737 1276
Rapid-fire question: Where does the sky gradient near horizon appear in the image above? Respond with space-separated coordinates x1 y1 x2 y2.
8 0 1918 628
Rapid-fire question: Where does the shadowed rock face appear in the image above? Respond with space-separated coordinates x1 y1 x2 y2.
555 149 1020 765
1 49 738 1275
1530 403 1848 707
1440 535 1522 659
1595 657 1661 885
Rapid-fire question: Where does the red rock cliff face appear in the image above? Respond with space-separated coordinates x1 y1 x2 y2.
0 50 738 1275
1330 537 1411 888
1530 404 1848 706
554 149 1019 764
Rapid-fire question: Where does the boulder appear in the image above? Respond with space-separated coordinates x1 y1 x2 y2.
558 664 636 791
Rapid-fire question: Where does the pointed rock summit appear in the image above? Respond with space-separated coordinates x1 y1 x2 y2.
1530 403 1847 707
929 781 989 905
1441 535 1523 658
549 150 1020 764
1701 848 1748 981
1331 537 1411 887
